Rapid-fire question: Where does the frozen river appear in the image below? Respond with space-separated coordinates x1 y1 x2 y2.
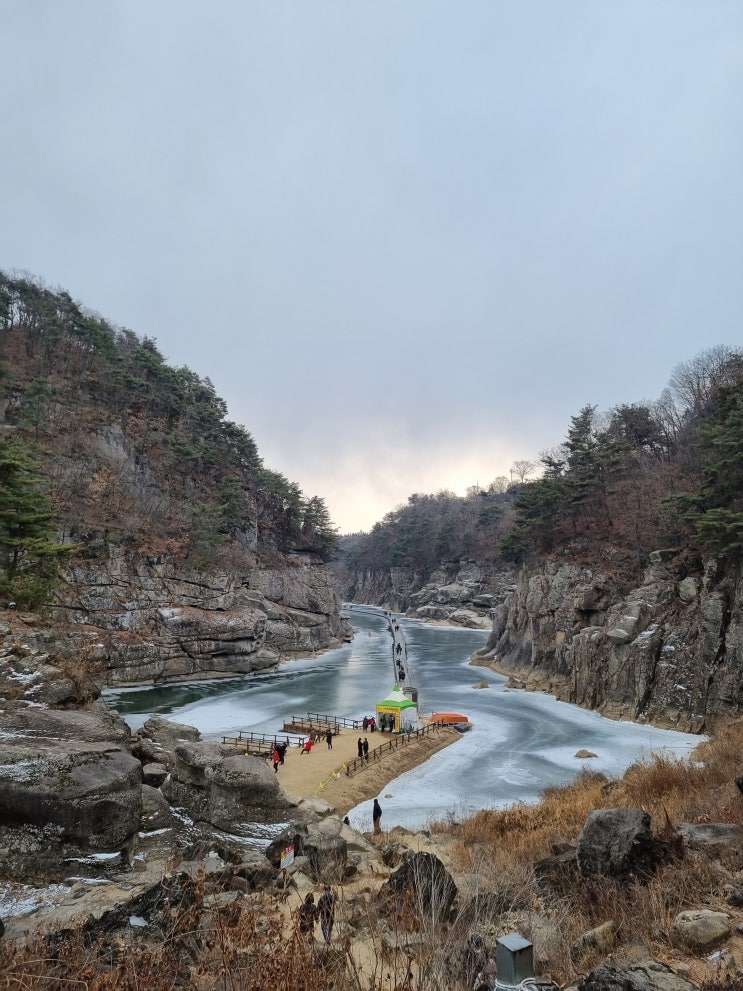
104 608 702 831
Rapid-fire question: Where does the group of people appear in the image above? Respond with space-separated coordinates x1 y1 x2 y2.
297 885 336 944
361 715 376 732
271 740 288 772
357 736 370 761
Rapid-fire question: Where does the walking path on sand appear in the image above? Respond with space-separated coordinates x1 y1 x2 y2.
272 724 461 820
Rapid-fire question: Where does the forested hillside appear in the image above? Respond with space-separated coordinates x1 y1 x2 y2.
341 345 743 587
0 272 337 608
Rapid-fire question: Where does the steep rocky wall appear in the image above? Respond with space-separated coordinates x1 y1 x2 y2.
477 552 742 731
48 547 348 686
346 562 516 629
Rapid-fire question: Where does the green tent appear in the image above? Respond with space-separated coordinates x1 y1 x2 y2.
375 685 418 733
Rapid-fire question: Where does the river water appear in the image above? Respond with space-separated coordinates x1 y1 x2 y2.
103 608 701 831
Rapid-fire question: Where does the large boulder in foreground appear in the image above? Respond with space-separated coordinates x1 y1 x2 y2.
576 959 699 990
0 733 142 881
577 809 671 881
380 852 458 920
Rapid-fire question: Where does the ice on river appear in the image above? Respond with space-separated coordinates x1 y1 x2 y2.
104 610 703 833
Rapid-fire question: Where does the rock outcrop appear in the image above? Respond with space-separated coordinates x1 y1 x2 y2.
347 562 516 629
0 704 141 881
476 552 743 730
47 549 347 686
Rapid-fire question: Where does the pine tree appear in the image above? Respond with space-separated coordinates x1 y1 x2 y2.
0 436 75 606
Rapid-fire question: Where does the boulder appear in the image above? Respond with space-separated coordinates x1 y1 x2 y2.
208 754 295 827
142 762 168 787
140 784 175 832
577 809 671 880
576 959 700 990
534 846 579 898
380 851 457 919
572 920 617 961
0 737 142 880
677 822 743 851
672 910 731 953
0 702 130 744
264 821 348 881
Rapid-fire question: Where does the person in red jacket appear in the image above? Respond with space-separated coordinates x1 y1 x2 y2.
301 737 313 755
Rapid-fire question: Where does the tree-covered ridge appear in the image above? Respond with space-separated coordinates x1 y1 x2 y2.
341 484 518 578
343 345 743 582
0 271 338 597
503 345 743 568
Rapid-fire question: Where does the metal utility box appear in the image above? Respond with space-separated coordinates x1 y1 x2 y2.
496 932 534 986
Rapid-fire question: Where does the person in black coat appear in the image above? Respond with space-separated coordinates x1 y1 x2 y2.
372 797 382 834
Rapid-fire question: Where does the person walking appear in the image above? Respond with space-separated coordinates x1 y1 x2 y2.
272 747 280 773
357 737 363 759
276 741 287 765
363 737 369 762
298 893 317 937
317 885 335 944
301 737 313 755
326 729 333 750
372 797 382 834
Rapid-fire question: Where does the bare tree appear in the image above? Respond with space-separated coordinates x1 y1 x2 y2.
510 459 536 483
488 476 509 494
667 345 743 420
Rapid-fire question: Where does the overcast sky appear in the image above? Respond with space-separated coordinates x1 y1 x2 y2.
2 2 741 533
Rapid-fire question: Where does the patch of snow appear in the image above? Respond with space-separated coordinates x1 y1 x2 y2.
0 882 68 918
7 669 41 683
633 625 659 646
0 760 41 781
67 851 121 863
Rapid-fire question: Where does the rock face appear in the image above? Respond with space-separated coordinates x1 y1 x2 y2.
380 851 458 919
477 553 743 729
0 705 141 881
576 809 671 881
348 563 516 629
577 959 700 991
45 549 347 686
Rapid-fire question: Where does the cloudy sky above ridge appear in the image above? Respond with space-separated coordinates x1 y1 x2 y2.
2 2 742 533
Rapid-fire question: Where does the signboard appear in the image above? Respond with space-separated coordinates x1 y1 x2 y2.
280 844 295 869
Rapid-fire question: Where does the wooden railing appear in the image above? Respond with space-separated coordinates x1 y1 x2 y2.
305 712 361 729
283 713 360 735
344 721 445 776
220 730 298 756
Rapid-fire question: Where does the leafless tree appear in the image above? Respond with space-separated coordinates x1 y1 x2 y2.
667 345 743 420
488 476 509 494
511 459 536 483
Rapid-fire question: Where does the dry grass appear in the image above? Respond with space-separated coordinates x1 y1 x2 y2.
434 770 610 870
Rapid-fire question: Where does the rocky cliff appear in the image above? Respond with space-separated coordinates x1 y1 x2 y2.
0 273 349 686
346 562 516 630
476 551 742 732
49 547 346 686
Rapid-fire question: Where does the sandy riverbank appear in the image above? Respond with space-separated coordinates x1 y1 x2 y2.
274 724 461 817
